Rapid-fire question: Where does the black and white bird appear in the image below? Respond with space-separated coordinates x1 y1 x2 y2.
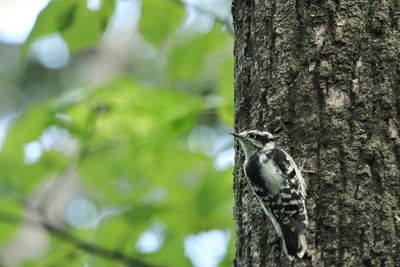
232 129 308 260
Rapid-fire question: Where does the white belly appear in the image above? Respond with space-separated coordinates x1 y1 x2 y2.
260 158 283 195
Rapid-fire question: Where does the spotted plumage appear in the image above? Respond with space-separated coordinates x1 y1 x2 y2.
232 130 308 260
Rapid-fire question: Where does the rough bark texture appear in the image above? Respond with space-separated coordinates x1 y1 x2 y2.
232 1 400 266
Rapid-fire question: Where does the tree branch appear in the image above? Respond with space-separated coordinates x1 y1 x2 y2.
0 211 166 267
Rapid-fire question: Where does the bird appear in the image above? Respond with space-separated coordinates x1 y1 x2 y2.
232 129 308 260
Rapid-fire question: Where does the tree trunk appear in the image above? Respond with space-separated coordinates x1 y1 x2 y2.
232 1 400 266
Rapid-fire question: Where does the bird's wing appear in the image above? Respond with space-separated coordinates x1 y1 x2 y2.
269 148 308 232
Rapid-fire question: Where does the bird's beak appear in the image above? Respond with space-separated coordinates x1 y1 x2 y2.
231 132 241 138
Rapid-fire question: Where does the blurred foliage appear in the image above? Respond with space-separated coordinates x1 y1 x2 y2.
139 0 184 45
0 0 234 266
20 0 114 60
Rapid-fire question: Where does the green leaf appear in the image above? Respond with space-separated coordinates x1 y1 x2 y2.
20 0 78 60
139 0 184 45
20 0 115 60
167 27 231 80
58 3 78 32
0 105 69 192
96 0 115 32
60 4 102 54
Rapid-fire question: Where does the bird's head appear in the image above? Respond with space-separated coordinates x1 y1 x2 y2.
232 130 276 157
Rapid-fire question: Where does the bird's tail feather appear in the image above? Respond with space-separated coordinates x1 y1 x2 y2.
280 224 307 260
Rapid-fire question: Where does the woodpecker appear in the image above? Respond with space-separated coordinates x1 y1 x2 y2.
232 130 308 260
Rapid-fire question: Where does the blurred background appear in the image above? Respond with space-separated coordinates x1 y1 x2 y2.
0 0 234 266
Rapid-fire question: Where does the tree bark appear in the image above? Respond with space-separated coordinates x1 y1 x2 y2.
232 1 400 266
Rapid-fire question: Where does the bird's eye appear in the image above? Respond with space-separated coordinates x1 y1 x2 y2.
249 133 256 139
